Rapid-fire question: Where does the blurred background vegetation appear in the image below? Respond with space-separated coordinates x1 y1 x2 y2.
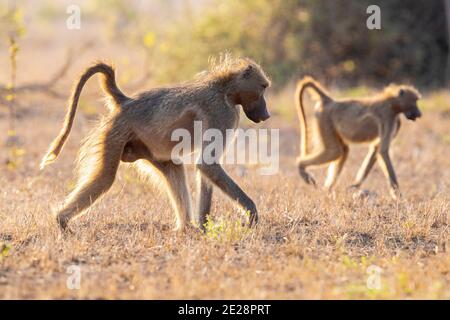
1 0 449 90
84 0 450 89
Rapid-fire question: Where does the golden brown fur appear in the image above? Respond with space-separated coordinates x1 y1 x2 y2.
295 76 422 198
41 55 271 232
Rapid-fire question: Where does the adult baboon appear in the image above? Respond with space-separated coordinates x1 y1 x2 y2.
295 76 421 199
41 56 271 232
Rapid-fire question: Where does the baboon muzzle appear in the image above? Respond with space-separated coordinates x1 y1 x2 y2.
245 98 271 123
405 109 421 121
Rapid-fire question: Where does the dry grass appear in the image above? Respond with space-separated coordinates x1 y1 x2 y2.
0 86 449 300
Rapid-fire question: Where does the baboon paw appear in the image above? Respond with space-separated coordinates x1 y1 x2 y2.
56 215 72 235
172 223 187 233
352 189 371 201
193 222 207 233
308 176 317 187
57 224 75 238
325 189 337 200
173 223 201 236
299 167 316 187
61 228 75 239
390 189 402 200
245 213 259 228
186 223 203 234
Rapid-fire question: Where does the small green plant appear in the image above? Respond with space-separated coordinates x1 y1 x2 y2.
397 272 414 295
0 243 11 261
203 212 251 243
5 145 25 170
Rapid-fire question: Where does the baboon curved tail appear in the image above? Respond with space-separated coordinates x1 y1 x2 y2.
40 62 130 169
295 76 332 157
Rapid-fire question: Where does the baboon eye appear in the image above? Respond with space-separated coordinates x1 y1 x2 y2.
261 83 268 89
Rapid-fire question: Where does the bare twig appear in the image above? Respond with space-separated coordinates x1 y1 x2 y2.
0 41 93 99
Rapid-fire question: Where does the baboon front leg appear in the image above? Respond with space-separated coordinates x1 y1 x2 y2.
374 122 400 199
195 170 213 229
377 150 400 199
324 145 349 190
153 161 192 231
350 145 378 189
197 163 258 226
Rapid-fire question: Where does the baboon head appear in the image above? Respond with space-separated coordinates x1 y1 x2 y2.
233 62 271 123
387 85 422 121
212 57 271 123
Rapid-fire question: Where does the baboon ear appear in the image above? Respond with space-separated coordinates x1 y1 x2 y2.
242 65 253 79
387 83 397 90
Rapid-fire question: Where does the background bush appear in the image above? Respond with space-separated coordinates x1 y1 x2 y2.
126 0 449 89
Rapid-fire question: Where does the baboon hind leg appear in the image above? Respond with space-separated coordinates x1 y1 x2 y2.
159 162 192 231
350 145 378 189
139 160 192 231
297 115 344 186
56 125 126 231
127 140 193 231
324 144 349 190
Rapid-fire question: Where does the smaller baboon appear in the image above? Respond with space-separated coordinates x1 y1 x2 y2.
295 76 421 199
41 56 271 233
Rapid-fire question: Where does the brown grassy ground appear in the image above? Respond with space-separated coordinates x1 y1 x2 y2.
0 83 449 299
